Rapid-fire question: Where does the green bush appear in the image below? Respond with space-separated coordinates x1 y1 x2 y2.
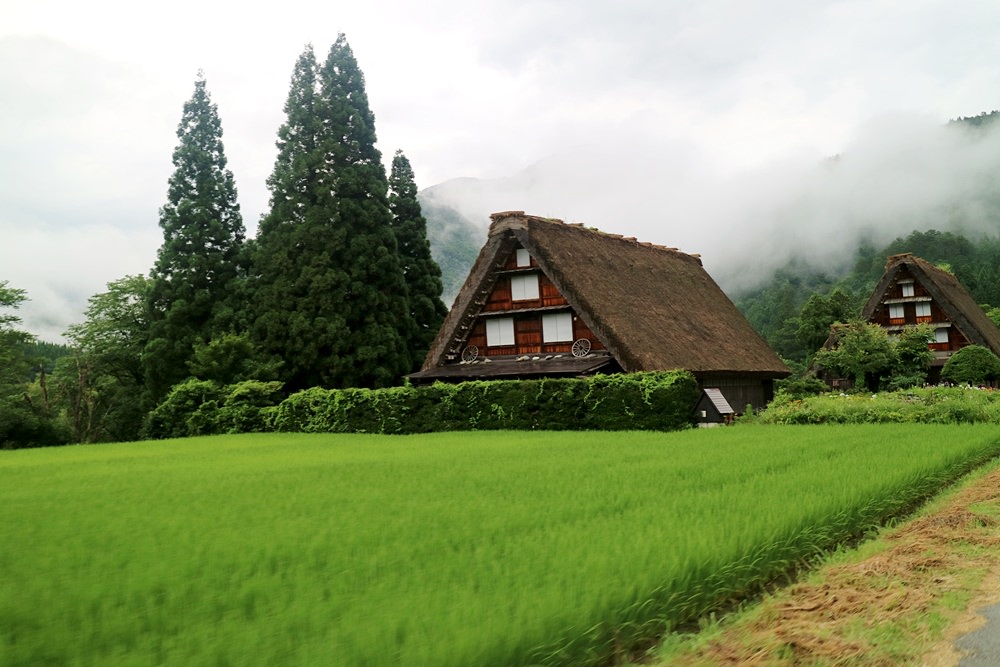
266 371 699 435
941 345 1000 385
774 375 829 401
144 379 222 438
215 381 285 433
146 380 285 438
753 386 1000 425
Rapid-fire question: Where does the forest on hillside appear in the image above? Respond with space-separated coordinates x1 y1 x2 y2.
733 228 1000 365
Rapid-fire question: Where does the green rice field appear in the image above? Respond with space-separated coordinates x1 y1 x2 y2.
3 425 1000 666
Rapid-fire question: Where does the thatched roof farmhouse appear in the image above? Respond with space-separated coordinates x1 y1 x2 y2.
862 253 1000 371
409 211 789 412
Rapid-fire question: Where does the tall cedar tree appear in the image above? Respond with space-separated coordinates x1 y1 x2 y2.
251 37 415 391
144 74 245 405
388 150 447 367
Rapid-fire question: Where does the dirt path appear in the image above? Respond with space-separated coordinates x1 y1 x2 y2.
649 465 1000 666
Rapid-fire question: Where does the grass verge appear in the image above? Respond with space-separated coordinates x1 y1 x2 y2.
641 458 1000 666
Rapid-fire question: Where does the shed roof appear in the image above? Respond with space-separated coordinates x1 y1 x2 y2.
702 388 735 415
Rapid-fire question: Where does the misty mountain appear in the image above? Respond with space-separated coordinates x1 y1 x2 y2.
416 190 485 307
419 110 1000 352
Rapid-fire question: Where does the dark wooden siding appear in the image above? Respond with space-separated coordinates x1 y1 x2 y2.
464 312 607 358
540 275 567 307
456 244 605 358
696 374 774 414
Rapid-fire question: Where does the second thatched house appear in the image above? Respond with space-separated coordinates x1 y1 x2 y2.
861 252 1000 377
408 211 789 412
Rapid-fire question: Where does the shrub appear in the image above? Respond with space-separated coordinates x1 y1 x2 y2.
774 375 828 401
752 385 1000 425
144 379 222 438
147 380 285 438
268 371 699 435
941 345 1000 385
215 381 285 433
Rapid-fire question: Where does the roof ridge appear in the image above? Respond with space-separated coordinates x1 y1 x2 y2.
488 210 699 262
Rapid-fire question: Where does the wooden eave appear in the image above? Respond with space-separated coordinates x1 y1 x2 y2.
409 353 617 381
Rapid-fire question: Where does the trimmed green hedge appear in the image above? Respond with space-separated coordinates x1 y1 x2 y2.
267 371 700 434
145 371 700 438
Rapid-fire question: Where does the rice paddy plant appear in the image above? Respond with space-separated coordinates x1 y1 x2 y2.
2 425 1000 666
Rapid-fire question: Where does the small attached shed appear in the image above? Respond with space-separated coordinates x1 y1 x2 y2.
694 388 736 426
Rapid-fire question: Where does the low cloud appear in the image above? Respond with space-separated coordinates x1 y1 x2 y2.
425 113 1000 294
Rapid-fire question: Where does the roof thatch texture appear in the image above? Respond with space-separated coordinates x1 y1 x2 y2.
421 212 789 376
863 253 1000 355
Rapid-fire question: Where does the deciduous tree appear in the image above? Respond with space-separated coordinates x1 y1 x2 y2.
0 281 65 448
814 320 895 391
57 275 149 442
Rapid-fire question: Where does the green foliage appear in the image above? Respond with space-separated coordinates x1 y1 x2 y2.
892 324 934 384
735 265 836 360
388 150 448 367
796 287 858 354
251 37 415 392
986 305 1000 330
813 321 933 391
145 74 246 405
0 281 65 449
941 345 1000 385
754 386 1000 424
213 380 285 434
144 379 284 439
4 427 1000 666
774 375 829 401
266 371 699 434
144 379 221 438
56 276 150 443
187 333 281 385
814 320 896 390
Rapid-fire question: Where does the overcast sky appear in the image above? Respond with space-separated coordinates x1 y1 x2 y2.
3 1 1000 341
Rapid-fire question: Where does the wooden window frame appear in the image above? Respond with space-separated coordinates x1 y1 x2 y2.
486 317 515 346
542 312 574 343
510 274 540 301
888 303 905 325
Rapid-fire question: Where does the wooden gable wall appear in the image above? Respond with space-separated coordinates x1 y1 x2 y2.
869 267 970 355
462 245 606 358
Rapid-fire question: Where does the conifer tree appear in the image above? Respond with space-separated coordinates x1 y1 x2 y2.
144 74 245 404
388 150 447 366
251 36 415 391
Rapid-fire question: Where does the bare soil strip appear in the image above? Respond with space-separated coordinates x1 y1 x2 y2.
647 464 1000 666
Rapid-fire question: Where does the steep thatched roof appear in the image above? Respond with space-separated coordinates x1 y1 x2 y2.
863 253 1000 355
419 211 789 377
